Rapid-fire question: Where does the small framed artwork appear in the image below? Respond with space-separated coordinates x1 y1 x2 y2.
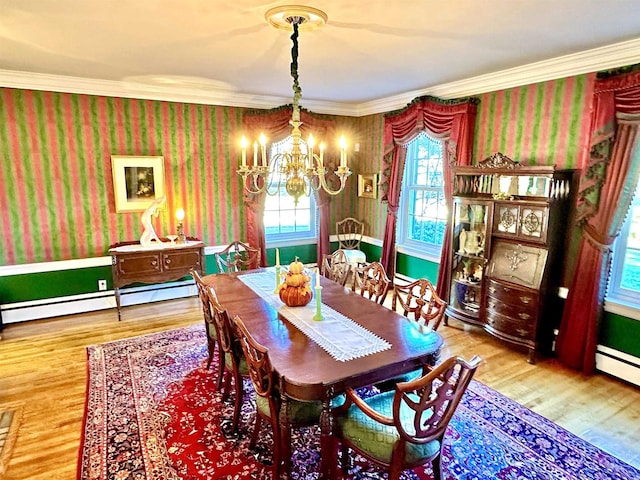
358 173 378 199
111 155 165 212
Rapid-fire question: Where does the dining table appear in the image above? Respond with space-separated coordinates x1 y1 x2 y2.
203 268 444 479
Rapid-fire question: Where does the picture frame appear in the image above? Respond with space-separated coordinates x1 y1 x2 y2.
111 155 165 212
358 173 378 199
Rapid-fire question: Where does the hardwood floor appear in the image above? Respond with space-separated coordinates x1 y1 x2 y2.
1 297 639 479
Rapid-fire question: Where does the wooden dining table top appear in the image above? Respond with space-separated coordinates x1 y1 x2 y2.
203 269 444 401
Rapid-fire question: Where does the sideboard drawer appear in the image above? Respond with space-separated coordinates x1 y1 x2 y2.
115 253 162 277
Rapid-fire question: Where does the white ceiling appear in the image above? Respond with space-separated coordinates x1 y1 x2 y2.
1 1 640 115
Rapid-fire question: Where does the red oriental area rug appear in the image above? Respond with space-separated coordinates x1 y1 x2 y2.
77 325 640 479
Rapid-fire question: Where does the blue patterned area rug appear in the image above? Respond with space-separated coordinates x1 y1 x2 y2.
78 325 640 479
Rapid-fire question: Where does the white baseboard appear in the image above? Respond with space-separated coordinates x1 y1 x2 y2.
596 345 640 387
1 280 196 324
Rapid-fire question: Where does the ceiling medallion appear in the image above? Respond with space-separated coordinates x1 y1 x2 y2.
264 5 328 31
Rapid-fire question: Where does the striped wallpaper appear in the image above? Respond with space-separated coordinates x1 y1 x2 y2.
0 73 595 265
351 74 597 242
473 73 595 169
0 88 245 265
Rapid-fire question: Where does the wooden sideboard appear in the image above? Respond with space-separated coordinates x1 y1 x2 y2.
109 240 205 320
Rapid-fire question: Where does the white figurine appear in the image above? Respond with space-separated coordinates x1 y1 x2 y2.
140 196 166 247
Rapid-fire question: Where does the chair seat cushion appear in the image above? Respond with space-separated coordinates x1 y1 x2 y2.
340 249 366 266
337 390 440 465
256 394 346 424
255 396 321 424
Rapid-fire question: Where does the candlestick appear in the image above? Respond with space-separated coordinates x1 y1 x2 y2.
259 134 267 166
253 141 258 167
240 136 247 167
339 135 347 168
274 265 281 294
313 285 323 321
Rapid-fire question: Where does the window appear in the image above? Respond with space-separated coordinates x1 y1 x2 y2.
264 136 317 245
608 180 640 308
397 132 447 258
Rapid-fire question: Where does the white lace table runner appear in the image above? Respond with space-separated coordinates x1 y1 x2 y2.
238 270 391 362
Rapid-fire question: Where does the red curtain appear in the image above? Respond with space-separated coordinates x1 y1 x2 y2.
380 96 477 287
242 107 337 264
555 71 640 373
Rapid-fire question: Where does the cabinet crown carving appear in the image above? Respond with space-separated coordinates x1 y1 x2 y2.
478 152 520 169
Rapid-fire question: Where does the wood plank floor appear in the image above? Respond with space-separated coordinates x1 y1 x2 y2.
1 296 639 479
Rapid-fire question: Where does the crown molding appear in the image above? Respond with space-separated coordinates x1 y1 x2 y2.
1 38 638 117
357 38 640 115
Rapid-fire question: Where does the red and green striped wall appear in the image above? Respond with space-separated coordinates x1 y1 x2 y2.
0 88 247 265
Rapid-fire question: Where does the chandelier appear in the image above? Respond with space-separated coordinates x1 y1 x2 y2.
237 6 351 204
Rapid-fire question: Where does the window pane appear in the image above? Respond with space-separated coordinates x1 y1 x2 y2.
263 136 316 241
608 180 640 306
399 132 446 253
407 189 447 244
619 202 640 292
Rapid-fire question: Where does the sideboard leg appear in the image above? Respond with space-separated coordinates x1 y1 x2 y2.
114 287 122 321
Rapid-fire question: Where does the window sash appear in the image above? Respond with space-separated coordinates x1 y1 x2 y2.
264 137 317 243
398 133 446 257
608 182 640 307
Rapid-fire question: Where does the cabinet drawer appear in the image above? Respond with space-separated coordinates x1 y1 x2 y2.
162 250 202 272
485 310 536 341
486 296 537 321
486 280 538 309
115 253 161 276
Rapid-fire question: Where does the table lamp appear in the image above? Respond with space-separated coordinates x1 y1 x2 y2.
176 208 186 244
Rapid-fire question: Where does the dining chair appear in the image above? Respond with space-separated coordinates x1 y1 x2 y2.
336 217 367 267
215 240 261 273
321 249 352 287
392 278 447 332
206 287 250 433
232 314 324 478
352 261 391 305
191 269 224 387
331 355 481 480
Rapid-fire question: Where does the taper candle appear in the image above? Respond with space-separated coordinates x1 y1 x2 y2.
276 248 280 267
313 285 323 321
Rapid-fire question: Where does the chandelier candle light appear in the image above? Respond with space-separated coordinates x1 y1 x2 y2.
237 6 351 205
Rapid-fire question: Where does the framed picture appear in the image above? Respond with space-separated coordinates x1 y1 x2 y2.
358 173 378 199
111 155 165 212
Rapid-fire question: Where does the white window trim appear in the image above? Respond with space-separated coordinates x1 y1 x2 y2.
264 136 318 244
397 132 446 259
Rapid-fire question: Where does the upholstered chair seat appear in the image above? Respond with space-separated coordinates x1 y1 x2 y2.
332 355 481 480
337 390 441 465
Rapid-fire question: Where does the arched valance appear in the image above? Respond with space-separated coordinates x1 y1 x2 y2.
241 106 340 263
379 95 478 291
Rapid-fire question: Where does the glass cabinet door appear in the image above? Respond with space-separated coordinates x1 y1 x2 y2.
449 200 490 323
493 202 548 243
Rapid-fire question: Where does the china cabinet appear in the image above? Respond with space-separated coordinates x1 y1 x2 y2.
444 153 575 363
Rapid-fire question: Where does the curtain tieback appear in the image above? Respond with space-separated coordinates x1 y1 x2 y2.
583 224 613 252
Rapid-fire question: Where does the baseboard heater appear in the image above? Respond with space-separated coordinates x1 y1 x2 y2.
1 280 196 324
596 345 640 387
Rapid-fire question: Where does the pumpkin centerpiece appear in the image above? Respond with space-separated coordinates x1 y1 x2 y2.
278 258 313 307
